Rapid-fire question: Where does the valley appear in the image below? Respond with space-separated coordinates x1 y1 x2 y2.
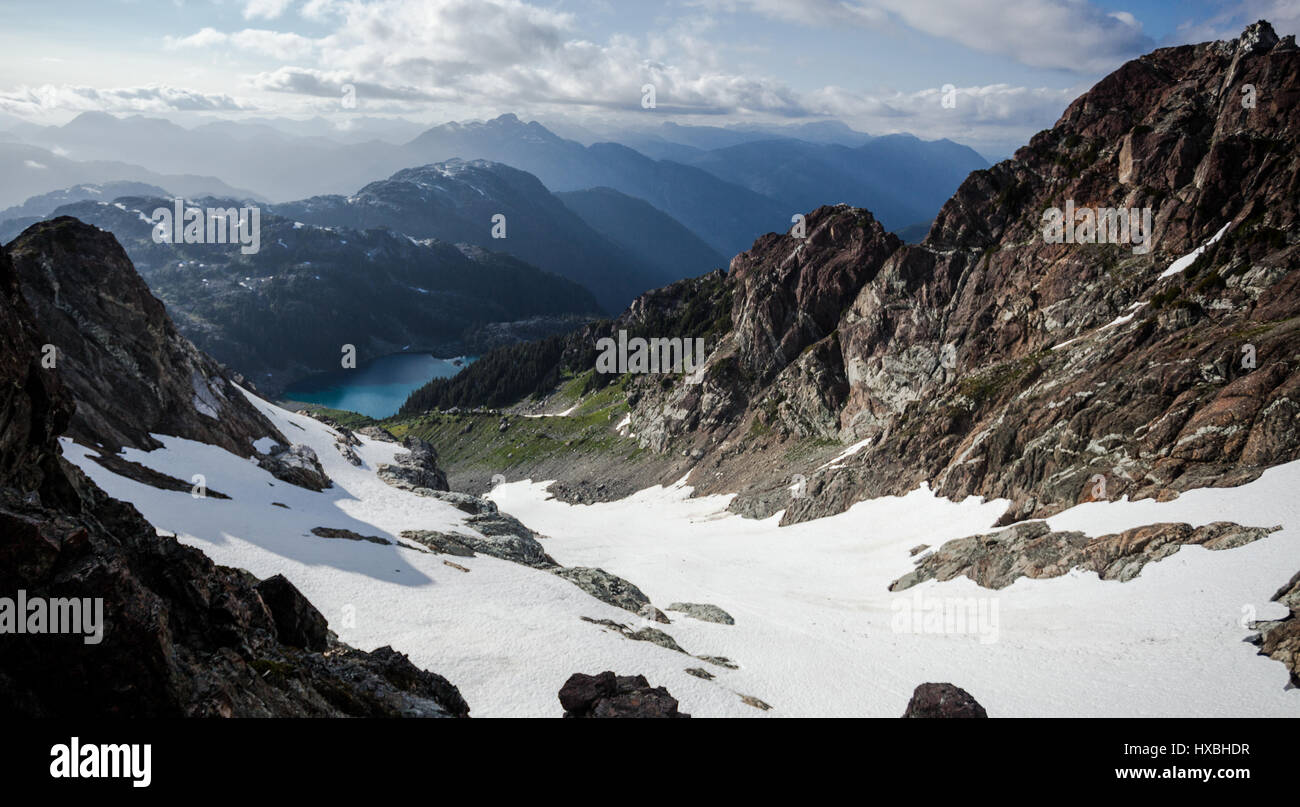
1 13 1297 731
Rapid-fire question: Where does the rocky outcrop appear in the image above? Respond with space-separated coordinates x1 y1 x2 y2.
88 451 230 499
666 602 735 625
310 526 391 545
401 518 554 567
0 225 469 718
580 617 688 654
558 671 689 718
335 440 362 467
257 443 332 491
552 566 651 613
890 520 1280 591
357 425 399 443
377 436 450 493
4 217 285 458
400 495 555 567
902 683 988 718
1249 570 1300 687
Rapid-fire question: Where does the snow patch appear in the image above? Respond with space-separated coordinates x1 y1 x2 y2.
1160 222 1231 279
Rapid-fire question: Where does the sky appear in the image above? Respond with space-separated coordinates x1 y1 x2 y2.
0 0 1296 157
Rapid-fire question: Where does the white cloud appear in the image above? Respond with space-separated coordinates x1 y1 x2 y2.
0 85 252 117
695 0 1153 73
808 82 1083 157
166 27 317 60
243 0 295 20
1172 0 1299 45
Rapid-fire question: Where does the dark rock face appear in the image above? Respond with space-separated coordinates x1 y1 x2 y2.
377 436 450 493
0 228 469 718
891 521 1280 591
257 443 332 491
558 671 689 718
255 574 329 651
4 217 285 458
902 683 988 718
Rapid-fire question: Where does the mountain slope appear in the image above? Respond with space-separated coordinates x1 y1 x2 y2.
556 187 727 284
271 160 673 312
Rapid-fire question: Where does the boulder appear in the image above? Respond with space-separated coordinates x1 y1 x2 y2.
902 683 988 718
258 443 332 491
376 436 449 493
558 671 689 718
552 567 651 613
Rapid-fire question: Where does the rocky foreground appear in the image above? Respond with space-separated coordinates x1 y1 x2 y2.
0 221 469 717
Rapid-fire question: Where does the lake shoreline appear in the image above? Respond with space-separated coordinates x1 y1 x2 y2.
279 351 473 419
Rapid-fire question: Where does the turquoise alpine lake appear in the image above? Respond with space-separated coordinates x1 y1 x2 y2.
281 352 471 418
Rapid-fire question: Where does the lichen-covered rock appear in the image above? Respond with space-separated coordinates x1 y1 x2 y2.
891 521 1280 591
310 526 391 545
667 602 735 625
552 566 651 614
357 425 399 443
402 513 554 567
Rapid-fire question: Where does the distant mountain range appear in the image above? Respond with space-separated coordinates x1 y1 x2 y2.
683 135 987 236
2 111 988 253
270 160 700 313
0 180 171 233
555 187 726 284
404 115 792 256
0 141 260 210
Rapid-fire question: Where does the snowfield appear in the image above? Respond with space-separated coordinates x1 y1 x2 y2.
63 389 1299 717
